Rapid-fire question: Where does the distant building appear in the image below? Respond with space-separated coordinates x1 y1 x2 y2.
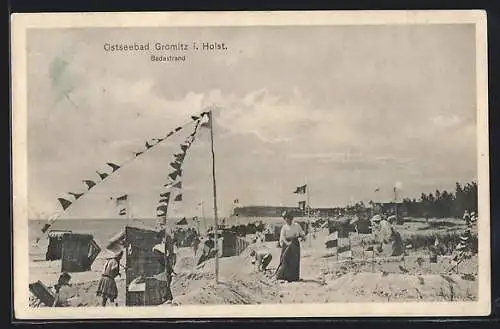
232 206 292 217
373 202 408 217
233 206 346 218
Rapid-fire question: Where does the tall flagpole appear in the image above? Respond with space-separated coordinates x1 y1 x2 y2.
198 200 204 234
127 194 132 221
209 110 220 284
304 175 309 218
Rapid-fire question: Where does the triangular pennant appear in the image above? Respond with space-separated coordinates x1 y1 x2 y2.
157 137 165 143
107 162 121 172
174 194 182 202
135 151 143 157
175 126 183 132
160 192 171 198
68 192 84 200
145 141 153 149
119 208 127 216
41 223 51 233
158 199 170 206
191 115 200 121
168 170 182 181
58 197 72 210
169 161 182 170
157 205 169 212
173 181 182 189
83 180 96 190
174 153 186 162
116 194 128 202
180 143 189 152
96 171 109 180
166 131 174 138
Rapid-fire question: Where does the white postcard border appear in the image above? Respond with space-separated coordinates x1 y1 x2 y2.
11 10 490 319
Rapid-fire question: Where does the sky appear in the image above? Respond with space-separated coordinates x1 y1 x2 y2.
26 24 478 220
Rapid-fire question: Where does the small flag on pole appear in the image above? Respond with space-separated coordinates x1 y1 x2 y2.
115 194 128 217
200 111 211 128
325 231 339 248
293 185 307 194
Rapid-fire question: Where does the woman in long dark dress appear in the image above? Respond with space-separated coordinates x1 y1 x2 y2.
96 250 123 306
276 211 305 282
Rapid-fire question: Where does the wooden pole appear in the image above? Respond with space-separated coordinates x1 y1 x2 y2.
198 201 203 234
394 186 398 221
209 110 220 284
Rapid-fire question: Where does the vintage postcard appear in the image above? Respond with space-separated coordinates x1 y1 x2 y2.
11 10 490 319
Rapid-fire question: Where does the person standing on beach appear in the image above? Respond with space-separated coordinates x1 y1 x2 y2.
463 210 471 226
192 235 201 256
152 237 175 304
276 211 305 282
96 250 123 306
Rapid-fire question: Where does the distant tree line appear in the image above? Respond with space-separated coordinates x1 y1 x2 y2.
401 181 478 218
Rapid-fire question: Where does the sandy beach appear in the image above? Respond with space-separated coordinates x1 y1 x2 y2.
29 217 478 307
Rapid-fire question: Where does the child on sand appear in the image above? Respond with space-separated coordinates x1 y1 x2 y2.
96 250 123 306
52 272 76 307
249 247 273 272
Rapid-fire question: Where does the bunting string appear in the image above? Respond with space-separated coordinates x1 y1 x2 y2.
155 113 208 220
38 111 210 236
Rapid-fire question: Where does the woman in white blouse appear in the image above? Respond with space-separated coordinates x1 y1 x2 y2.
276 211 305 282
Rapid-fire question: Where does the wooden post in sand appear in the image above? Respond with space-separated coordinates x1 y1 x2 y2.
209 110 220 284
371 248 375 273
